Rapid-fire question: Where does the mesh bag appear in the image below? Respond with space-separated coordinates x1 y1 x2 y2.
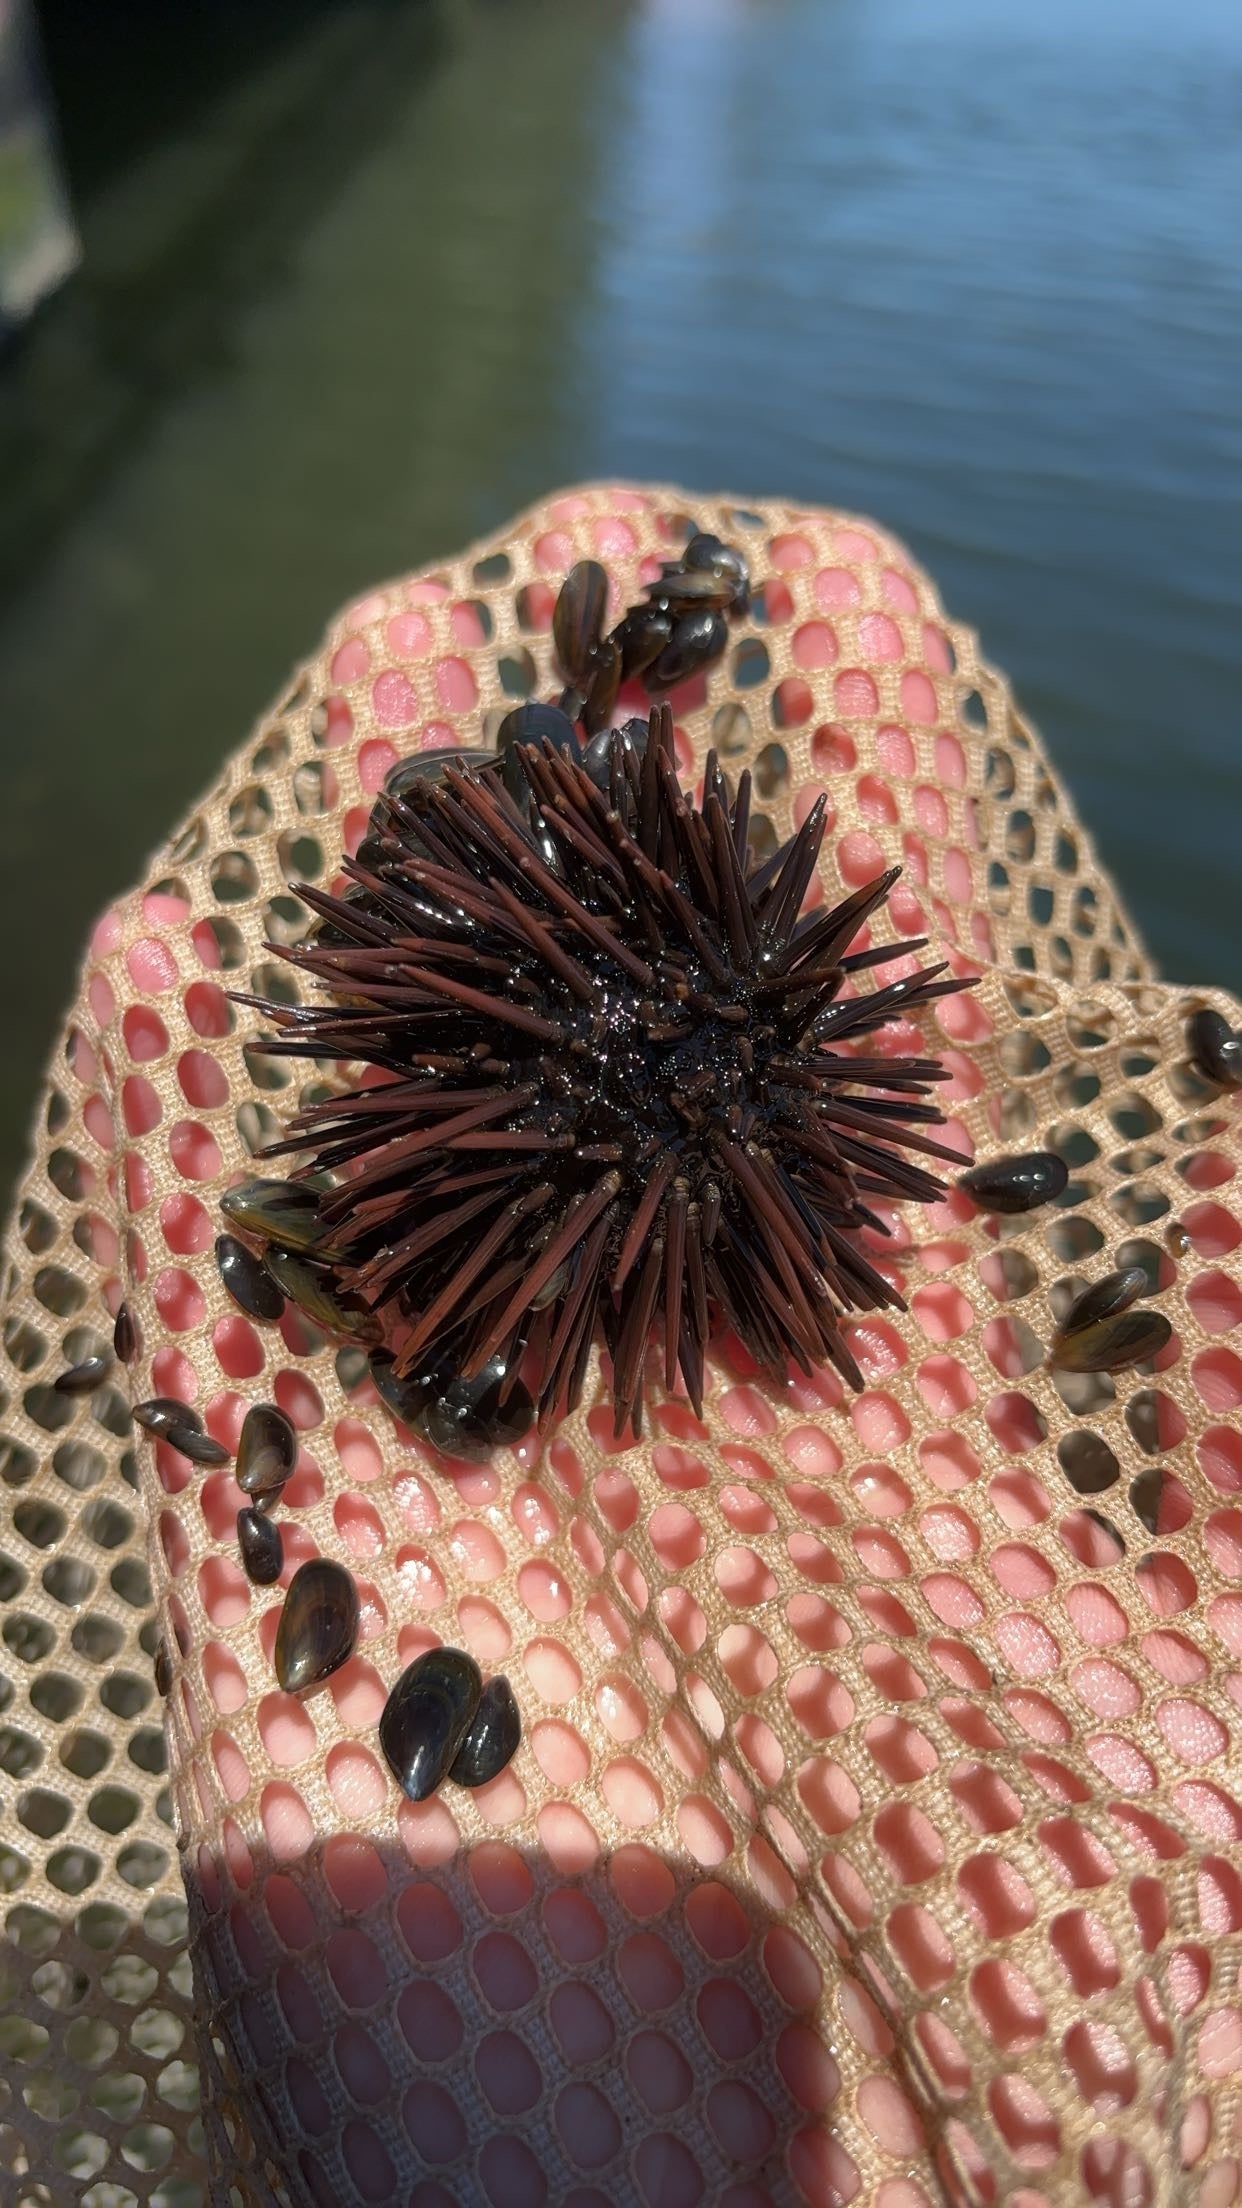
2 485 1240 2208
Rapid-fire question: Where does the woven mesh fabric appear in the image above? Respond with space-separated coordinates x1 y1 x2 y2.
2 484 1240 2208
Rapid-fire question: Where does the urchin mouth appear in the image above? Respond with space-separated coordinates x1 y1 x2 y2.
237 703 972 1440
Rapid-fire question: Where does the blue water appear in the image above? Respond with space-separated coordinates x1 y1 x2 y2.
1 0 1240 1186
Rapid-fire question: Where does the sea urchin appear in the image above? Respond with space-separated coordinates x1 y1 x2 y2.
244 708 970 1437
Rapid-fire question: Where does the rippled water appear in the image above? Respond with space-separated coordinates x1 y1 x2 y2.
0 0 1239 1186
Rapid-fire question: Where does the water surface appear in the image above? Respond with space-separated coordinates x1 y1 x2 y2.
1 0 1239 1188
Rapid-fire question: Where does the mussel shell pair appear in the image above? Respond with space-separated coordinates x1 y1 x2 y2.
379 1646 520 1799
370 1348 533 1462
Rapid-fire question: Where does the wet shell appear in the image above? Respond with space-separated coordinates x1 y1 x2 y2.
1187 1006 1242 1090
497 700 581 764
54 1354 112 1395
447 1675 521 1787
264 1248 380 1342
646 607 729 690
553 560 609 682
643 568 736 612
419 1355 535 1461
113 1301 138 1364
1049 1308 1172 1374
379 1646 483 1802
274 1559 360 1695
684 530 750 600
580 636 622 738
237 1402 298 1501
369 1352 437 1429
162 1423 231 1468
384 747 495 803
959 1151 1069 1214
133 1397 202 1437
219 1177 328 1255
238 1508 283 1586
1056 1266 1148 1341
215 1234 284 1322
613 603 673 681
154 1639 172 1698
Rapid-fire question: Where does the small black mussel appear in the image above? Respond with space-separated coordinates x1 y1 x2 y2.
1049 1308 1172 1375
448 1675 522 1788
580 716 649 792
163 1423 231 1468
134 1397 231 1460
54 1353 113 1396
1056 1266 1147 1342
683 530 750 610
274 1559 360 1694
369 1350 439 1429
264 1248 380 1342
553 560 609 683
237 1402 298 1501
498 702 583 806
215 1234 284 1322
959 1151 1069 1215
154 1638 172 1698
379 1646 483 1802
613 603 673 682
133 1396 198 1437
645 567 736 613
418 1354 535 1461
113 1301 138 1364
647 608 729 691
220 1177 328 1255
384 746 495 804
1187 1007 1242 1090
580 635 622 738
238 1508 283 1586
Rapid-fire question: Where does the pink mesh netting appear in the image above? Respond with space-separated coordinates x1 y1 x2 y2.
2 485 1240 2208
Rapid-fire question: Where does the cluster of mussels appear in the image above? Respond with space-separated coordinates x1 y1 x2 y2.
957 1149 1173 1370
123 1360 519 1797
550 533 750 735
50 547 1241 1812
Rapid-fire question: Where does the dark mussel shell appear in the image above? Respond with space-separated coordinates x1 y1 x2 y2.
646 608 729 691
215 1234 284 1322
274 1559 360 1694
237 1402 298 1501
162 1422 231 1468
131 1395 226 1466
219 1177 329 1255
1049 1308 1173 1375
379 1646 484 1802
613 603 673 682
447 1675 521 1787
419 1354 535 1461
264 1248 380 1342
958 1151 1069 1215
579 636 622 738
154 1638 172 1698
579 716 650 793
133 1396 202 1437
113 1302 138 1364
684 529 750 594
54 1354 113 1395
553 560 609 683
238 1508 283 1586
384 747 496 804
369 1350 439 1429
644 568 736 613
1187 1007 1242 1090
498 701 582 804
1056 1266 1147 1342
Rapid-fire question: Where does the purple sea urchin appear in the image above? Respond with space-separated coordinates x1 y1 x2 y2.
243 707 971 1436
